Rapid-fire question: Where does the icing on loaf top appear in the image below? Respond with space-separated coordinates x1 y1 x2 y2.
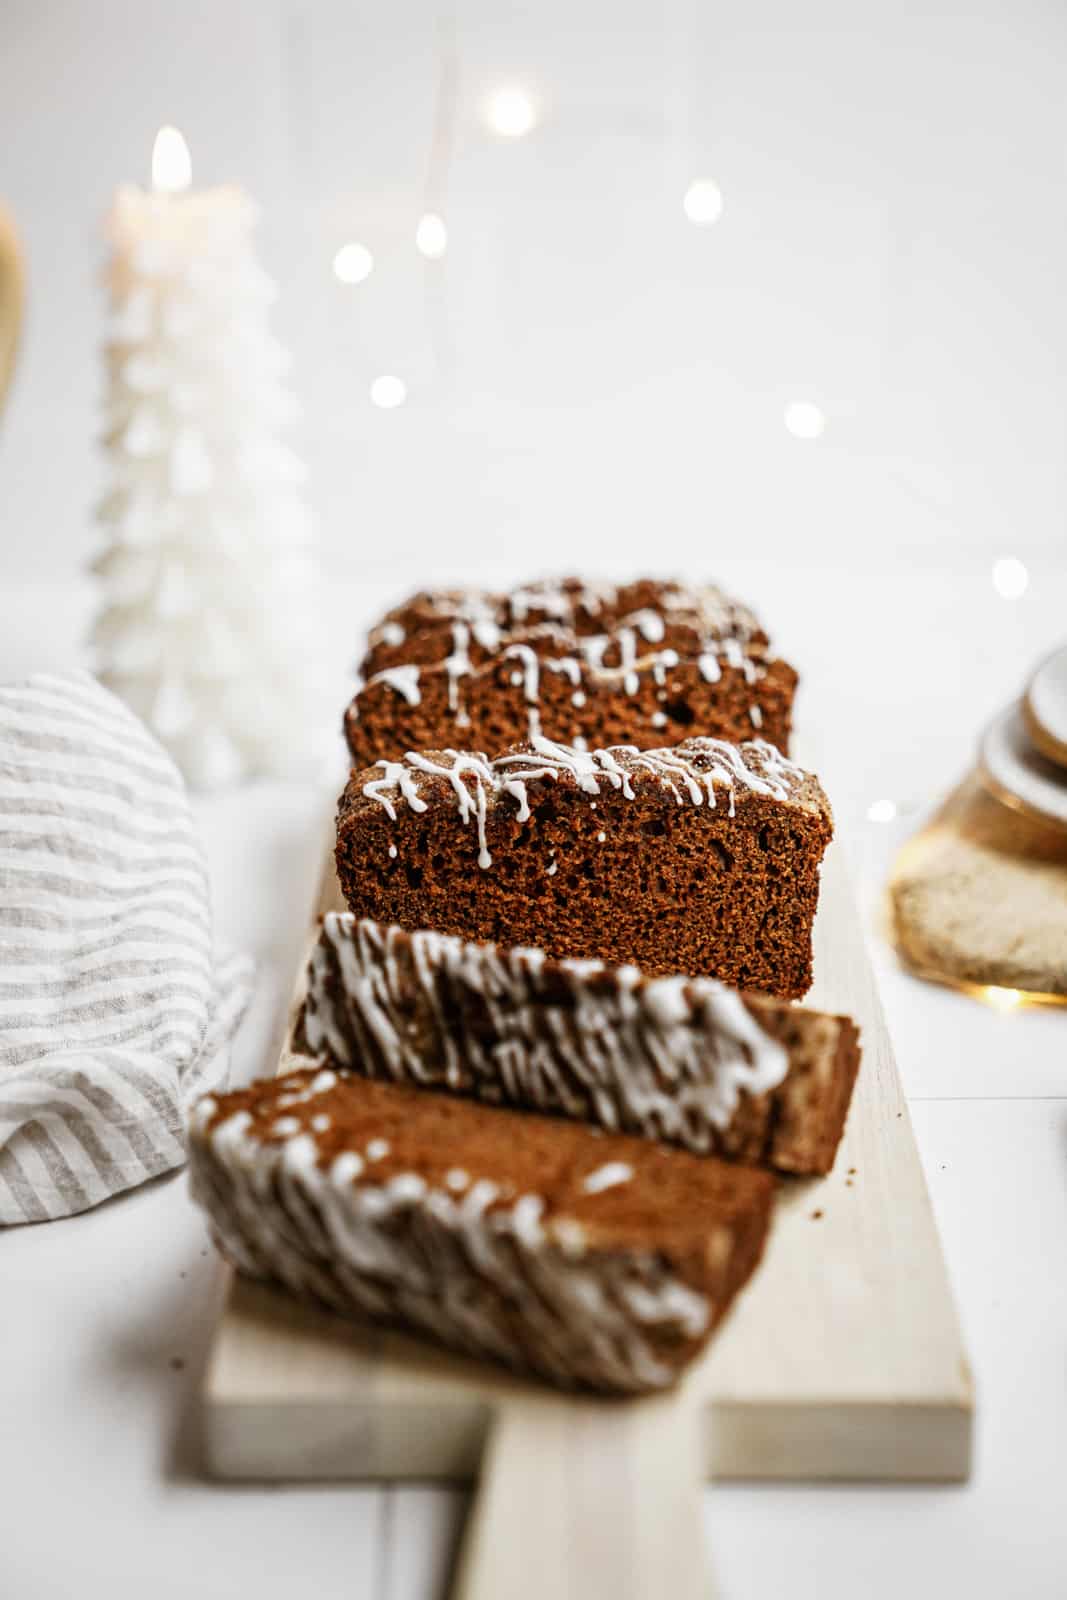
366 577 766 658
351 734 825 870
357 577 783 741
302 913 791 1136
358 628 762 719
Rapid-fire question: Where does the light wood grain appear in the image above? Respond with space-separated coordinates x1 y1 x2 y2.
204 840 971 1481
201 835 972 1595
202 832 979 1600
453 1393 714 1600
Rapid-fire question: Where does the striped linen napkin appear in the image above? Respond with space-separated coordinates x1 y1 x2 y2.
0 671 254 1224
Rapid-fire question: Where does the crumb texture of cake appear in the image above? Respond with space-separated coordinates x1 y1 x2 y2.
188 1071 774 1393
297 916 861 1175
335 735 833 998
347 575 798 765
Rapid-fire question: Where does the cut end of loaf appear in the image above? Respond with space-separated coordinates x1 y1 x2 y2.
188 1070 775 1393
335 736 832 997
346 574 798 765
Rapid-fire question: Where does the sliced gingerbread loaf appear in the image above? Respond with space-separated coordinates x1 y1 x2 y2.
296 916 861 1175
335 735 833 998
188 1069 774 1393
360 576 770 677
347 576 798 765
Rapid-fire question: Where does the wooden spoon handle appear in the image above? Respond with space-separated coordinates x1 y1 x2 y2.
451 1392 716 1600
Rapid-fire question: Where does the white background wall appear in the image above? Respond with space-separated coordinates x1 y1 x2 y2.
3 14 1067 1598
1 0 1065 598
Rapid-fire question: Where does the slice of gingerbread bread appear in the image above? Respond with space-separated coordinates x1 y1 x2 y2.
360 576 769 677
346 576 798 766
335 735 833 998
188 1069 774 1393
296 916 861 1175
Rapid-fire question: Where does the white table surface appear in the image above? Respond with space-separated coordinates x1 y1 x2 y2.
3 572 1066 1600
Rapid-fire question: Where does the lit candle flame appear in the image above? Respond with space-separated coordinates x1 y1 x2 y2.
152 126 192 194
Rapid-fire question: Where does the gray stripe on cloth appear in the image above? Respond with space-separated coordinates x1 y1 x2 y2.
0 672 254 1225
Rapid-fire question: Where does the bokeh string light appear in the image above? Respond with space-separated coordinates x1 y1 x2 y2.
991 557 1029 600
370 375 407 409
416 212 448 260
333 242 373 285
333 58 855 436
683 178 723 225
485 85 538 139
784 402 826 440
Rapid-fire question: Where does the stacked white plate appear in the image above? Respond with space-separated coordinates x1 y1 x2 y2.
979 644 1067 829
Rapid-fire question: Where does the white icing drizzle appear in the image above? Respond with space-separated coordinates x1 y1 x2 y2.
621 608 666 643
651 648 679 687
503 643 543 738
615 628 641 695
405 749 496 868
190 1095 218 1134
301 916 792 1154
578 635 609 674
369 664 421 705
375 583 769 685
363 762 429 822
510 582 580 622
331 1151 364 1183
189 1078 713 1393
583 1162 633 1194
553 1219 587 1257
546 656 582 688
444 622 473 726
366 581 772 711
359 735 810 857
472 618 502 651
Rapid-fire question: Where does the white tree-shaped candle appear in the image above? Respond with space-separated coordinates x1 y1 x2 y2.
92 127 331 790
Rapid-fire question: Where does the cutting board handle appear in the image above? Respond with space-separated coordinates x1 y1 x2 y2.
450 1390 716 1600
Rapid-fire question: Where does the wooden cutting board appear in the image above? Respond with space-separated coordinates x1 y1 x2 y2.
201 838 972 1597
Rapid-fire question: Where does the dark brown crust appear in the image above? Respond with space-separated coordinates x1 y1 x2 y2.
345 653 798 769
335 741 832 999
742 1001 862 1174
191 1070 776 1392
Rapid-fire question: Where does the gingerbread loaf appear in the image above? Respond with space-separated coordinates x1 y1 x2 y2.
188 1069 774 1393
296 916 861 1176
360 576 770 677
335 735 833 998
346 577 798 767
